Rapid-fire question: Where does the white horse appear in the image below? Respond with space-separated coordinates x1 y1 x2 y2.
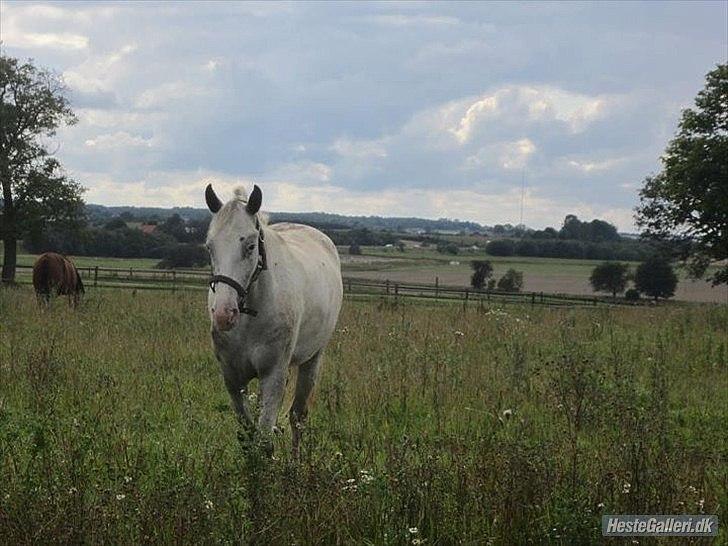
204 184 343 455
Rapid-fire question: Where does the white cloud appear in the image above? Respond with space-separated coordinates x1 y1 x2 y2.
566 157 621 173
330 138 387 158
63 43 138 93
464 138 536 171
4 30 89 50
135 81 212 110
450 85 610 144
84 131 156 150
364 14 460 27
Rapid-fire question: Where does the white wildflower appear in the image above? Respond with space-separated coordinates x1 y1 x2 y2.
204 499 214 510
409 527 419 534
622 482 631 494
116 494 126 501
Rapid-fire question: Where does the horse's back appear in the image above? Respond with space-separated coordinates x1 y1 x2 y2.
269 223 342 360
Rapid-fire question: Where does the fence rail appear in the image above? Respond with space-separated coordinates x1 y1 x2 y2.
14 264 634 307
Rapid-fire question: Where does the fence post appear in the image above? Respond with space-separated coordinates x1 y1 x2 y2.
464 289 469 311
129 267 133 280
435 276 439 298
531 292 535 306
94 266 98 287
386 279 390 296
172 270 176 293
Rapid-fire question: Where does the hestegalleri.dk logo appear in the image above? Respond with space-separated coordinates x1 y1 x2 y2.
602 515 718 536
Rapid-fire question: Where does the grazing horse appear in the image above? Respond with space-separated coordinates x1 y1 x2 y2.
205 184 343 455
32 252 85 307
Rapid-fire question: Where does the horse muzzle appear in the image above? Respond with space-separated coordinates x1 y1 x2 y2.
212 306 240 331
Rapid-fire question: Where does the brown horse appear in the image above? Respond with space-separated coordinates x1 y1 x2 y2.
32 252 85 307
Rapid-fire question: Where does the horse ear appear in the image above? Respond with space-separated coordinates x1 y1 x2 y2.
246 185 262 215
205 184 222 213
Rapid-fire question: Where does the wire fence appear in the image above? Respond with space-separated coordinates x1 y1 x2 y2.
14 264 636 308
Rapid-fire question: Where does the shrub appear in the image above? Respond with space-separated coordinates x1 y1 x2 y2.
625 288 641 301
470 260 493 289
497 269 524 292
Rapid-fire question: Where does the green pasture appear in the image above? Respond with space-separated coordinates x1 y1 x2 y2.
0 286 725 544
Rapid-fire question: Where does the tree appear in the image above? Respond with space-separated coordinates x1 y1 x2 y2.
636 64 728 285
1 55 82 283
589 261 630 297
486 239 515 256
497 269 524 292
470 260 493 289
634 257 678 301
436 241 458 255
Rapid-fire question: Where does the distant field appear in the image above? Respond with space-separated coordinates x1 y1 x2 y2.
343 248 728 304
9 247 727 303
15 253 159 270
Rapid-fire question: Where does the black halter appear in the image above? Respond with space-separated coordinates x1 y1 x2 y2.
209 218 267 317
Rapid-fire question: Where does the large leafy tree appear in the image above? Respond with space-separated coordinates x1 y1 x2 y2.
636 64 728 285
634 257 678 301
589 261 630 298
1 55 84 284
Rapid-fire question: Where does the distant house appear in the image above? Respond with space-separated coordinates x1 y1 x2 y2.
139 223 157 235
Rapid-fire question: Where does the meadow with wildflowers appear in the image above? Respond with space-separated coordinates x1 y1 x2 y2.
0 287 726 544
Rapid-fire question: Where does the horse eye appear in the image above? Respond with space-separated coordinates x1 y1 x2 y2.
247 243 256 251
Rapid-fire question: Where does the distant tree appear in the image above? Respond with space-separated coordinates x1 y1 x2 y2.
157 243 209 269
437 241 459 255
486 239 515 256
625 288 641 302
104 217 127 230
636 64 728 285
497 269 524 292
348 243 361 255
470 260 493 289
486 278 496 290
397 241 405 252
589 262 630 297
158 213 188 242
634 257 678 301
1 55 83 283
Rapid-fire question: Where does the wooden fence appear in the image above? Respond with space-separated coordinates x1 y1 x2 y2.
14 264 632 308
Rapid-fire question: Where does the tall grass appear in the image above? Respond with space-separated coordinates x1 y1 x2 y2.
0 287 726 544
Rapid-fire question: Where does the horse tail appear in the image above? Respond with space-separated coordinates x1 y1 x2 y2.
75 268 85 294
32 255 51 301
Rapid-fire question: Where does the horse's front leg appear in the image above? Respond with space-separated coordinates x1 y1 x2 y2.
257 363 287 434
220 363 256 435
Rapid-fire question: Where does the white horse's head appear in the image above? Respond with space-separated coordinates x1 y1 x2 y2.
205 183 263 331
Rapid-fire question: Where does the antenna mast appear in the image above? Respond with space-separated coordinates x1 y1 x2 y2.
519 168 526 226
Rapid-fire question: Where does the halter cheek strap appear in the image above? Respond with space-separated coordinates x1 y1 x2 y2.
208 219 267 317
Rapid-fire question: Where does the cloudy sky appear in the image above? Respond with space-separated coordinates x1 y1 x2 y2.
1 1 726 229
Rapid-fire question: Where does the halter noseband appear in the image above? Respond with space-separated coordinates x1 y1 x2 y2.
208 218 267 317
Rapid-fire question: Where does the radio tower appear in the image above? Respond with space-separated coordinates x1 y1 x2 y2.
519 168 526 227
